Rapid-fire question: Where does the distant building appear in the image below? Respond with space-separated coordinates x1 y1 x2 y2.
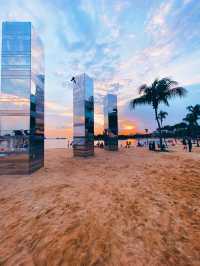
72 73 94 156
0 22 45 174
104 94 118 151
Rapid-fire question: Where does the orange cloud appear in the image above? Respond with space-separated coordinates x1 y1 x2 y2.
95 118 141 135
94 123 104 135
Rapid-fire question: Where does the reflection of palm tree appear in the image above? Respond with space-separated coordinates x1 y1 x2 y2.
158 110 168 127
130 78 187 151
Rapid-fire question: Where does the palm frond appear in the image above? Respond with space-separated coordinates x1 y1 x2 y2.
169 86 187 97
160 98 170 106
193 104 200 114
187 105 193 112
130 95 151 109
158 110 168 120
160 77 178 87
163 111 168 116
138 84 149 94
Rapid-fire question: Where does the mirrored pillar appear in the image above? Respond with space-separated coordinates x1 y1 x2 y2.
72 73 94 157
104 94 118 151
0 22 45 174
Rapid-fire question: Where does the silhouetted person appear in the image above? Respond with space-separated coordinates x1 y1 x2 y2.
152 141 156 151
149 142 152 150
188 138 192 152
182 138 187 150
100 142 104 148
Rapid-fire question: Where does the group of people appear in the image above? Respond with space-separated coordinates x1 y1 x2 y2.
149 141 156 151
182 138 193 152
125 141 132 148
120 141 132 148
96 141 104 148
137 140 158 150
68 138 195 152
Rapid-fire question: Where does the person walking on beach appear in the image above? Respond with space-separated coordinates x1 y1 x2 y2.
182 138 187 150
70 141 73 148
126 141 131 148
152 141 156 151
188 138 192 152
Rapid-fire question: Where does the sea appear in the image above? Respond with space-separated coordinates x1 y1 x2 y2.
45 138 141 149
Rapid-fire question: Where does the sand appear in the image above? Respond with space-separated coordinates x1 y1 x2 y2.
0 146 200 266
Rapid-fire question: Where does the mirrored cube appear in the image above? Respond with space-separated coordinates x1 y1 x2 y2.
73 73 94 157
104 94 118 151
0 22 45 174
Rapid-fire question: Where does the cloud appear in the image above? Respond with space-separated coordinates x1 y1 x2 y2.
146 0 173 39
45 100 72 114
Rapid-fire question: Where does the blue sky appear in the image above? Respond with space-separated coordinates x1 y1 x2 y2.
0 0 200 136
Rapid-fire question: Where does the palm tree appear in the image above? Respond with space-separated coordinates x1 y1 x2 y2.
183 113 196 137
187 105 200 117
158 110 168 147
184 104 200 146
130 77 187 151
158 110 168 127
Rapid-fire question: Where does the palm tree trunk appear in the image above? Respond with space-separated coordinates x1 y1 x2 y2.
195 127 199 147
154 108 163 151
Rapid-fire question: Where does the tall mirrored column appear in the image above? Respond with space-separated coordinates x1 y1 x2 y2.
72 73 94 157
0 22 45 174
104 94 118 151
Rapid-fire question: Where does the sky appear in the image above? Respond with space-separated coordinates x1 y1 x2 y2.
0 0 200 137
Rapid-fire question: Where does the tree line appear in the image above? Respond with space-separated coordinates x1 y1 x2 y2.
130 77 199 151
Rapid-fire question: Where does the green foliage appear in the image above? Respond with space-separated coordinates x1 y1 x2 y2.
130 77 187 150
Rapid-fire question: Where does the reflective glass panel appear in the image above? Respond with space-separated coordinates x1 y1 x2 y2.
0 22 44 174
73 74 94 156
104 94 118 150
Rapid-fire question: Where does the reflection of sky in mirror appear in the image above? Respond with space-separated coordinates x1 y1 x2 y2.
0 0 200 137
32 27 45 76
1 116 29 133
0 93 29 111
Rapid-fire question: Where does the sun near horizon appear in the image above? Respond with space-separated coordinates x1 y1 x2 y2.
45 122 139 138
